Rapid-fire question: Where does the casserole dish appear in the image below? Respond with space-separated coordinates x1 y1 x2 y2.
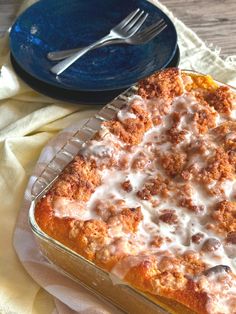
29 68 236 314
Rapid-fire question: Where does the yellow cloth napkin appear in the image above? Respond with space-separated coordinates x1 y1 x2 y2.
0 0 235 313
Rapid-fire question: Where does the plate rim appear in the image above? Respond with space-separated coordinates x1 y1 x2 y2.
10 46 180 104
10 0 178 92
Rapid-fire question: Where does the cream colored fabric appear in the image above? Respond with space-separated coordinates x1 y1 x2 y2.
0 0 235 313
15 120 124 314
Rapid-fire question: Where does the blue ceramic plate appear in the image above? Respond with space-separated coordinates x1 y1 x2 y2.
10 47 180 104
10 0 177 92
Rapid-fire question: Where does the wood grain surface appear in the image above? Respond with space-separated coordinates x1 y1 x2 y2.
161 0 236 57
0 0 235 56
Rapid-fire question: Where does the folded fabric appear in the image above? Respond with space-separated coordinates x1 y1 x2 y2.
0 0 235 314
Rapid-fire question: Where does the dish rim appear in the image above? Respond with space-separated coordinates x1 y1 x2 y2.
28 69 236 313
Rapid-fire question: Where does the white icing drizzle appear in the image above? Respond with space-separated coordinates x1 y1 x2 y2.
117 107 137 122
52 85 236 314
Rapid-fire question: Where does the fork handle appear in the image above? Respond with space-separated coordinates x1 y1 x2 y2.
48 39 124 61
50 33 114 75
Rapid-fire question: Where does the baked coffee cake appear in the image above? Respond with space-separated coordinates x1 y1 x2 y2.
35 68 236 314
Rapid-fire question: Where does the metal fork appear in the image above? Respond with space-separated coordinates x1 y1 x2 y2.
50 8 148 75
48 19 167 61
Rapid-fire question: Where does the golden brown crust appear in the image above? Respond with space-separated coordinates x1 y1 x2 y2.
51 155 101 201
183 73 218 92
104 102 152 145
212 200 236 234
136 174 170 200
193 106 217 134
123 254 208 314
200 147 234 183
138 67 184 101
205 86 236 115
159 151 187 177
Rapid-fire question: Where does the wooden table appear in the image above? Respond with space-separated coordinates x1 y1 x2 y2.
0 0 235 56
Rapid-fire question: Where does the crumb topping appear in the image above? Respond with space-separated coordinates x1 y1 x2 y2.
205 86 236 115
212 200 236 234
35 69 236 314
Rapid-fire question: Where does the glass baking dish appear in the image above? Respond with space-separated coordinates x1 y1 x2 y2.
29 70 235 314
